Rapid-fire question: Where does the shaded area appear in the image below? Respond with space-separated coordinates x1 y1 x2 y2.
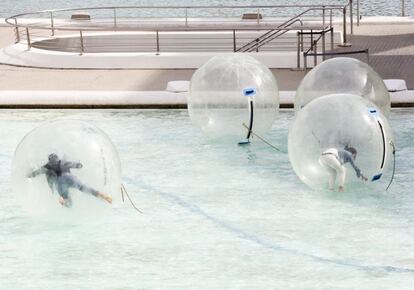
331 25 414 89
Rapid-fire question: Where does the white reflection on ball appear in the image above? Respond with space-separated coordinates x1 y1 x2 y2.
288 94 394 191
188 54 279 142
295 57 390 116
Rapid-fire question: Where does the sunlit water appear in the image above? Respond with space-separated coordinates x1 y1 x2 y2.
1 0 412 17
1 109 414 289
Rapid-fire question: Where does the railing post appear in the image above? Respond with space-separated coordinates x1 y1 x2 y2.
26 28 31 49
156 30 160 55
329 8 333 27
185 8 188 27
322 6 326 27
366 49 370 64
297 32 301 69
310 29 313 50
79 30 84 54
340 6 352 46
350 0 354 34
304 52 308 72
402 0 405 16
114 8 117 29
313 41 317 67
322 29 326 61
14 18 20 43
233 30 236 52
330 9 333 27
50 11 55 36
330 27 334 51
301 29 304 51
357 0 360 26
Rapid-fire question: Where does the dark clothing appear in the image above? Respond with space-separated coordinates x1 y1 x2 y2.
30 159 99 201
337 149 361 177
44 160 80 177
57 174 99 199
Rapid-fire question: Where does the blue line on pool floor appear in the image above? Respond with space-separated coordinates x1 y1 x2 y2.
126 177 414 274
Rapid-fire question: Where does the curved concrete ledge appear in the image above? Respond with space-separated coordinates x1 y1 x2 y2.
0 91 187 108
0 90 412 109
0 43 306 69
0 90 294 108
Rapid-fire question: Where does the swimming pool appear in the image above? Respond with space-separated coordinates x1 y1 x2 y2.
1 109 413 289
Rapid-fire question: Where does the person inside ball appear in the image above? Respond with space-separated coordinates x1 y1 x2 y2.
319 146 368 192
27 153 112 207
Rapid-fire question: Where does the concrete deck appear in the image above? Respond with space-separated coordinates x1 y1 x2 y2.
333 24 414 90
0 20 413 106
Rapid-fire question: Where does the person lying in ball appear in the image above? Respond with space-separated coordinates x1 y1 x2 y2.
319 146 368 192
27 153 112 207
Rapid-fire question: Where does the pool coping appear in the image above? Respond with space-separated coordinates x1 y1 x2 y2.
0 90 412 109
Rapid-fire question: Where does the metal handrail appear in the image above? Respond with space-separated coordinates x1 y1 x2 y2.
301 27 332 69
5 2 354 54
356 0 407 25
236 5 342 53
6 4 348 21
5 3 353 31
303 48 369 70
237 17 304 52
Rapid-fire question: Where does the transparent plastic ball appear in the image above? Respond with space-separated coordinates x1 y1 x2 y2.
188 54 279 142
295 57 390 116
12 120 122 220
288 94 394 191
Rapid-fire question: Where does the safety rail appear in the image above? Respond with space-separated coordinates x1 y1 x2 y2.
237 4 343 53
303 48 369 71
20 27 333 55
296 27 335 69
5 2 355 55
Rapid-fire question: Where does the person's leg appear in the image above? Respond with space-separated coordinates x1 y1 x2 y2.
319 154 341 190
337 166 346 192
46 174 57 194
328 169 336 191
67 174 112 204
57 178 72 207
326 158 346 191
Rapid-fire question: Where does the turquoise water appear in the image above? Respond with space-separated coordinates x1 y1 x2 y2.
1 0 412 17
1 109 414 289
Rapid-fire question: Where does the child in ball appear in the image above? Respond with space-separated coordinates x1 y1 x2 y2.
319 146 368 192
28 153 112 207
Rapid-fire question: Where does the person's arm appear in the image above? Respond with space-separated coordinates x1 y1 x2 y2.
27 166 47 178
345 152 368 181
64 161 83 169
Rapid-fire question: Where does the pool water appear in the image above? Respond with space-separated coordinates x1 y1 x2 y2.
1 109 414 289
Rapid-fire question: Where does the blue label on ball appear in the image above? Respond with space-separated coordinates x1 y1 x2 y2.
372 173 382 181
243 87 256 97
368 108 378 115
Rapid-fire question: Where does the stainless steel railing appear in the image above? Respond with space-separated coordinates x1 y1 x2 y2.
356 0 408 24
5 3 354 42
303 48 369 71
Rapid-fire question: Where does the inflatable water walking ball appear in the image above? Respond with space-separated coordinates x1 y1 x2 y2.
12 120 122 220
295 57 391 117
188 54 279 143
288 94 394 191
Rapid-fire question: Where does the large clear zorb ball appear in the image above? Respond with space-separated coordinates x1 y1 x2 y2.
288 94 394 191
11 120 122 221
188 54 279 143
295 57 390 117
